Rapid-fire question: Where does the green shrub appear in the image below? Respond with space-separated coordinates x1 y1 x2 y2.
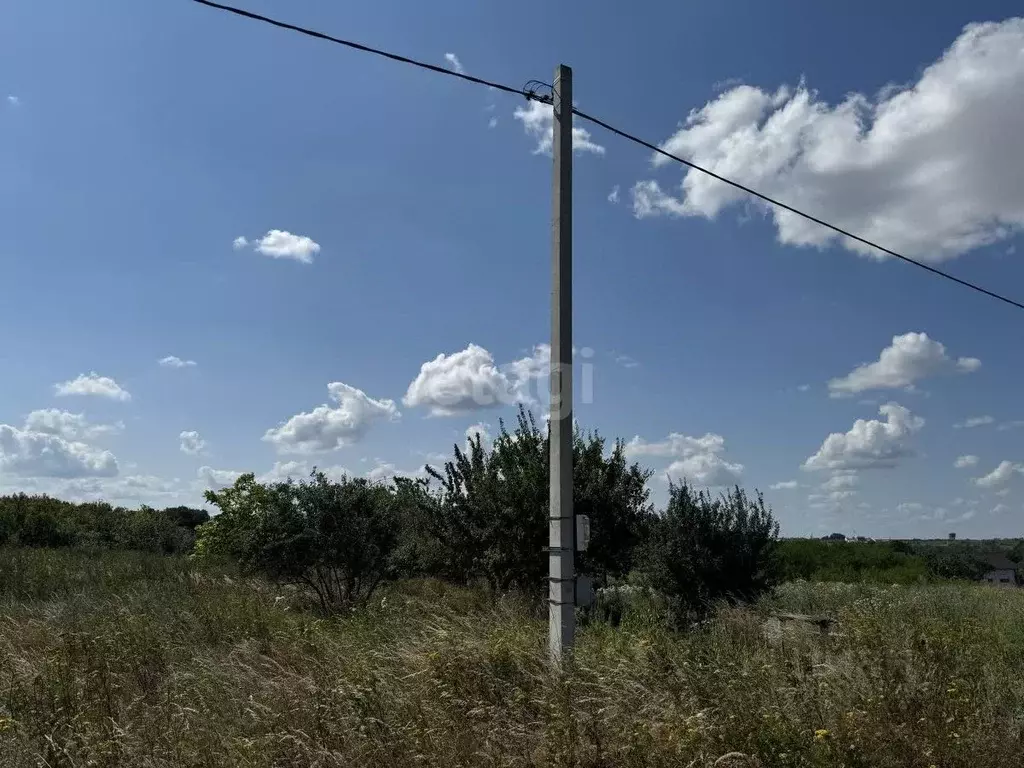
199 471 404 612
643 483 780 624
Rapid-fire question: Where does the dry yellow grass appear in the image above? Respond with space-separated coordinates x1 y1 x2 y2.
1 548 1023 767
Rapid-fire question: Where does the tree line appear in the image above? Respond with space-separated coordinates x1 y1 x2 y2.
196 407 780 622
4 406 1006 621
0 494 208 554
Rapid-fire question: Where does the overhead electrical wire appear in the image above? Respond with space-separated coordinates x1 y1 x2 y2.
192 0 1024 312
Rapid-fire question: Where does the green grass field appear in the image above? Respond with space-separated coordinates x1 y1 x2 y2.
1 547 1023 767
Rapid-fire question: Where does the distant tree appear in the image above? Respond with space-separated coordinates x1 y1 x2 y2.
776 538 929 584
0 494 205 555
1008 540 1024 564
922 551 989 581
198 472 404 613
643 483 780 624
161 506 210 531
416 406 652 592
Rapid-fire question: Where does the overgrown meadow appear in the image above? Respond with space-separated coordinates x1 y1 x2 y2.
2 547 1023 767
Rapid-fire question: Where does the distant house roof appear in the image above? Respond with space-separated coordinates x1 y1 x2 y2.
984 554 1018 571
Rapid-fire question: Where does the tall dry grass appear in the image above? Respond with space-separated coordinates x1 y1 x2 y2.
1 548 1023 767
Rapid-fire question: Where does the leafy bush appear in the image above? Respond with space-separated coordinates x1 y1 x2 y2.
198 471 405 612
643 482 779 623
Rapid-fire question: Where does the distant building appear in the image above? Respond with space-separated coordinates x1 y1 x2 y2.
948 532 956 541
981 554 1017 587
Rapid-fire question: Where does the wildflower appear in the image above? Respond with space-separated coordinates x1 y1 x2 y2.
814 729 830 741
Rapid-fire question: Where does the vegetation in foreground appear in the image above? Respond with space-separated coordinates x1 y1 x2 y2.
2 547 1024 767
2 407 1021 766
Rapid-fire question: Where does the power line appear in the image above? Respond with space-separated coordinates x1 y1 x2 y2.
572 107 1024 312
190 0 541 101
192 0 1024 312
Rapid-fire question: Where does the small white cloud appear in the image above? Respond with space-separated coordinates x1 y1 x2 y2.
991 503 1011 514
232 236 249 251
828 332 978 397
513 99 605 156
613 353 639 369
263 382 399 453
488 116 498 129
954 454 979 469
997 420 1024 431
608 185 620 204
797 384 811 392
954 415 995 429
6 95 20 107
159 355 197 369
973 460 1024 488
54 373 131 402
444 53 465 75
769 480 799 490
179 430 207 456
253 230 320 264
803 402 924 472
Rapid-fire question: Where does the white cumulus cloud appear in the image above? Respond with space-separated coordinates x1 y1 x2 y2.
973 460 1024 488
197 466 242 491
23 409 121 441
179 430 207 456
263 382 399 453
54 373 131 401
513 99 605 156
625 430 743 487
241 230 321 264
0 424 118 478
803 402 924 471
632 19 1024 262
828 332 978 396
403 344 549 417
954 454 979 469
769 480 799 490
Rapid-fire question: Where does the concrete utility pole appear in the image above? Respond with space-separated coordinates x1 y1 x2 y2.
549 64 574 665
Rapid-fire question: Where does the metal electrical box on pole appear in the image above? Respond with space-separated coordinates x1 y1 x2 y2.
549 63 575 665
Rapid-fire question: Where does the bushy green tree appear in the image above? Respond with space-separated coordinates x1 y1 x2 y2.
643 482 779 624
417 406 653 592
198 472 404 612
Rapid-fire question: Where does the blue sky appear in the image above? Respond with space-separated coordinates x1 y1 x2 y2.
2 1 1024 537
